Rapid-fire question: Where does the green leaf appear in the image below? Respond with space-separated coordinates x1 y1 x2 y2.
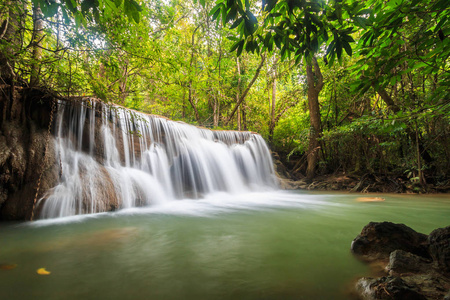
230 17 243 29
209 3 223 16
342 40 352 56
354 16 367 29
132 10 139 23
65 0 77 13
227 36 239 41
263 0 278 12
244 13 257 35
212 8 221 21
237 40 244 56
230 40 244 52
326 40 335 56
335 38 342 59
264 33 272 47
226 6 237 23
356 8 372 16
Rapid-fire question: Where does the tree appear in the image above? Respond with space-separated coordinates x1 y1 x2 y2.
305 56 323 179
210 0 368 177
30 3 44 86
0 1 24 85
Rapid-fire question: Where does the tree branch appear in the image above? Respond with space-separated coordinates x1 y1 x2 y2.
225 54 266 126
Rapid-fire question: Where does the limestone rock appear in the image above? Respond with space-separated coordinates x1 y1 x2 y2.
351 222 430 262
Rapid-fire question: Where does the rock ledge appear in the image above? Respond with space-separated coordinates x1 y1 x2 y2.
352 222 450 300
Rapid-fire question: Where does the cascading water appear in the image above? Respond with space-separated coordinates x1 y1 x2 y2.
38 99 277 219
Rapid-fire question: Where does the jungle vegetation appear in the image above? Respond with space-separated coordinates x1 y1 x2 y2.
0 0 449 188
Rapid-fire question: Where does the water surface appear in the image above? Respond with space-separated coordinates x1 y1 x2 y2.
1 191 449 300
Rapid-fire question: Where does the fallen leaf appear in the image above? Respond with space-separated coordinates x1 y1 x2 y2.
356 197 385 202
0 264 17 270
37 268 51 275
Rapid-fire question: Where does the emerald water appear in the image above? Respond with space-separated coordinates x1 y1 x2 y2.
1 191 449 300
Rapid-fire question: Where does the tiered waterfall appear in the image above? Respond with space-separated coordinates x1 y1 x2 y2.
39 99 277 218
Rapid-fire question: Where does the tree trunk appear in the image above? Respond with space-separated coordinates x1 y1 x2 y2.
188 25 200 124
188 81 200 123
30 3 44 87
182 87 186 119
225 54 265 126
0 1 22 85
118 63 128 104
268 57 278 144
376 85 433 164
306 56 324 180
236 57 241 130
213 93 219 127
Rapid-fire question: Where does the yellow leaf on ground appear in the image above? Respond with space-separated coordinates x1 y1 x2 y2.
37 268 51 275
0 264 17 270
356 197 385 202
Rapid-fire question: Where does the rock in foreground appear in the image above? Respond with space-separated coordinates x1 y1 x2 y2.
352 222 450 300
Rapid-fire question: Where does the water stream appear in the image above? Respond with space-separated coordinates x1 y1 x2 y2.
1 192 449 299
39 100 277 218
2 100 449 299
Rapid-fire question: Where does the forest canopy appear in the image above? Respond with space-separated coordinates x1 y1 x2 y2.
0 0 449 188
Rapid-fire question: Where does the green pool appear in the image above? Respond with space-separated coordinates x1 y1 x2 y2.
1 191 449 299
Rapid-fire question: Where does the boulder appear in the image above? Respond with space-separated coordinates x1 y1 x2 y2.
386 250 432 276
356 276 427 300
428 226 450 275
351 222 430 262
352 223 450 300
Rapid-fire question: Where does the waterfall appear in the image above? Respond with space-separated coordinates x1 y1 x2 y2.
39 99 277 218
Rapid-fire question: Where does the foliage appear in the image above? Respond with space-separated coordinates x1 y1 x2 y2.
351 0 450 101
35 0 142 26
1 0 449 182
210 0 370 63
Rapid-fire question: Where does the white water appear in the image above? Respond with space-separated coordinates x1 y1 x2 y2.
39 100 277 219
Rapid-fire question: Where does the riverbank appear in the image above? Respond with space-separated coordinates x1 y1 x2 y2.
274 157 450 194
278 174 450 194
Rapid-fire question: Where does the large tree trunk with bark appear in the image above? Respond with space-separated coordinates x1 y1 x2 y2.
29 3 44 87
306 56 324 180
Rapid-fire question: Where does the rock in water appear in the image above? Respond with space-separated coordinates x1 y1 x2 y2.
428 226 450 275
356 276 427 300
351 222 450 300
386 250 432 276
351 221 430 262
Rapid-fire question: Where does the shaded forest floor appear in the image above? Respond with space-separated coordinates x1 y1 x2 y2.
273 155 450 194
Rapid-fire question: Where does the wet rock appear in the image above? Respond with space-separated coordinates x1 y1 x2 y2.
277 178 308 190
428 226 450 275
352 223 450 300
356 276 427 300
0 88 57 220
356 276 426 300
401 274 450 300
351 222 430 262
386 250 432 276
273 158 291 180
